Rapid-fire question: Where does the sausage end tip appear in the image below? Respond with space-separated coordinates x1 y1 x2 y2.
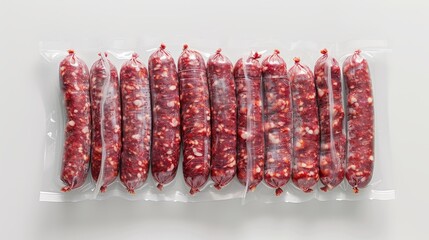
275 188 283 196
61 186 72 192
189 188 199 195
100 185 107 193
127 188 136 194
214 183 222 190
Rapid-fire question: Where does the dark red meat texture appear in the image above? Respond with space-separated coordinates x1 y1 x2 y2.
314 49 346 192
234 52 264 191
343 50 374 193
289 58 320 193
120 54 151 194
90 53 121 192
207 49 237 190
178 45 211 195
262 50 292 196
149 44 181 190
59 50 91 192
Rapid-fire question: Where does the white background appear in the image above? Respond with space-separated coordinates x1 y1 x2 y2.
0 0 427 239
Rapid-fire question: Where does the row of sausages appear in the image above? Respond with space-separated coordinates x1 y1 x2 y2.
59 45 374 196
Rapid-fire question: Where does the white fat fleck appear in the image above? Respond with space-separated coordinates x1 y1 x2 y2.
169 85 176 90
68 120 75 126
193 148 203 157
60 66 66 71
73 109 78 113
171 118 179 127
167 150 172 155
137 173 142 178
132 134 141 140
268 133 280 144
138 161 142 166
318 88 324 97
369 155 374 161
348 165 356 170
350 97 357 103
305 127 313 134
368 97 373 103
82 126 89 133
167 164 175 171
167 101 175 107
240 131 250 139
255 166 261 173
301 163 307 167
114 125 120 132
133 100 143 106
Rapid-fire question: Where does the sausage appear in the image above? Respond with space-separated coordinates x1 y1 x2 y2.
90 53 121 192
261 50 292 196
178 44 211 195
59 50 91 192
234 52 264 191
149 44 181 190
119 53 151 194
343 50 374 193
289 57 320 193
314 49 346 192
207 49 237 190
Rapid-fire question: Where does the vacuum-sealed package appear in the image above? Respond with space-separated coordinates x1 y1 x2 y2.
39 40 395 202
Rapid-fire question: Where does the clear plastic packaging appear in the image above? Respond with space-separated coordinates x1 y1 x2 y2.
39 40 395 202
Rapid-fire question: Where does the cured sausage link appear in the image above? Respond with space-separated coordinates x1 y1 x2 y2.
289 57 320 193
90 53 121 192
178 44 211 195
120 53 151 194
234 52 264 191
262 50 292 196
149 44 181 190
207 49 237 190
343 50 374 193
314 49 346 192
59 50 91 192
